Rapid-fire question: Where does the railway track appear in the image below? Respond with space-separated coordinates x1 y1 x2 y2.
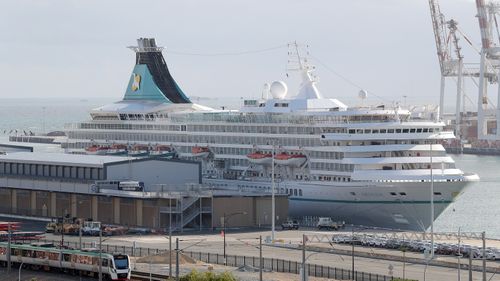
131 270 170 281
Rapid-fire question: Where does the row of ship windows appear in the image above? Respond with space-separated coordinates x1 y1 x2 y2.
80 122 325 135
374 179 464 183
347 128 440 134
212 182 304 196
310 163 355 172
74 133 321 147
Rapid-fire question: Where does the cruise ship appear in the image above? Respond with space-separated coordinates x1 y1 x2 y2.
64 38 479 231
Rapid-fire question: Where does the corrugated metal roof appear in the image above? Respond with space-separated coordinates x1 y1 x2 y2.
0 152 132 167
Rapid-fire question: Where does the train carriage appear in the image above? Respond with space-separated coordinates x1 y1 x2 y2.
0 242 130 280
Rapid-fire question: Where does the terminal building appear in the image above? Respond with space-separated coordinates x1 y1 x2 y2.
0 150 288 231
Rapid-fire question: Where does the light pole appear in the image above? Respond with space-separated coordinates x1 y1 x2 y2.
79 219 82 250
7 222 11 274
98 222 103 281
259 235 263 281
302 234 306 281
271 142 276 242
351 228 355 280
223 211 247 266
430 143 435 259
169 197 172 279
175 237 179 281
18 261 24 281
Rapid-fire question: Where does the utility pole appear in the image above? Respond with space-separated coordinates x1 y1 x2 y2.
99 223 102 281
430 144 435 259
176 238 179 281
351 228 355 280
469 250 473 281
301 234 307 281
271 142 276 242
482 231 486 281
79 219 82 250
7 222 11 274
169 197 172 278
61 213 65 248
223 212 226 266
458 228 461 281
259 235 263 281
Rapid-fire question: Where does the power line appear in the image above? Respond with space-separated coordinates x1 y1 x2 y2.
165 44 287 57
309 55 391 103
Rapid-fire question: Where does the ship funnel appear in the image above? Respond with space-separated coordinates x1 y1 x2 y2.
125 38 191 104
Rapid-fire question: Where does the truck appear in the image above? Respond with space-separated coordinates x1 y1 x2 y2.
316 217 345 230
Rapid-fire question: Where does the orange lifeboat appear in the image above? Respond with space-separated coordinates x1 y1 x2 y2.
85 145 110 155
128 144 149 157
192 146 210 158
247 151 273 165
275 152 306 167
150 145 175 158
106 144 128 155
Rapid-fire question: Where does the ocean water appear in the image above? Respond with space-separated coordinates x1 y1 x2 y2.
1 98 499 237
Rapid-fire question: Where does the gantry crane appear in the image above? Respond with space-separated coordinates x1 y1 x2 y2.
428 0 480 137
475 0 500 140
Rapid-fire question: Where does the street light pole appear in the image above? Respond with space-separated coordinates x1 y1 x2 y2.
259 235 263 281
301 234 306 281
18 261 24 281
169 197 172 278
351 228 355 280
7 222 11 274
271 142 276 242
223 212 226 266
79 219 82 250
99 223 102 281
430 143 435 259
175 238 179 281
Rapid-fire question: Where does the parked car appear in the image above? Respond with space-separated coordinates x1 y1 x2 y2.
316 217 343 230
281 220 299 230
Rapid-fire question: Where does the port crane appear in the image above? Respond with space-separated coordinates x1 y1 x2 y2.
429 0 485 138
475 0 500 140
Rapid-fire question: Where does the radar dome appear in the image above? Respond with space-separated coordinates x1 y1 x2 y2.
270 81 288 99
358 90 368 100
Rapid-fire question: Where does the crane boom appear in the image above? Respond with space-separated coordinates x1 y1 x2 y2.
429 0 449 74
476 0 493 50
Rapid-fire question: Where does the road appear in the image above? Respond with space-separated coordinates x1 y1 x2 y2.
41 229 500 281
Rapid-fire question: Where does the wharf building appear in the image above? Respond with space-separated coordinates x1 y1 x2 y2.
0 151 288 231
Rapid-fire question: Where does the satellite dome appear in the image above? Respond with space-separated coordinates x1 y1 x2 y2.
270 81 288 99
358 90 368 100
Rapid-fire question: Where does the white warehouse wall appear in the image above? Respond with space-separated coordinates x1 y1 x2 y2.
104 159 200 189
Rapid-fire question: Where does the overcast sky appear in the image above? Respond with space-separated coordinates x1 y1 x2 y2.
0 0 484 109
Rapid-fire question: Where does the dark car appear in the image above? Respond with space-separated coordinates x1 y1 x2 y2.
281 220 299 230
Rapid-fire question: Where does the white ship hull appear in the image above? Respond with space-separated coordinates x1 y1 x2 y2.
205 177 472 231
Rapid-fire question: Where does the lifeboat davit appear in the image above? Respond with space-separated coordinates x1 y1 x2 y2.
247 151 273 165
192 146 210 158
150 145 175 158
274 152 306 167
85 145 110 155
128 144 149 157
106 144 128 155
